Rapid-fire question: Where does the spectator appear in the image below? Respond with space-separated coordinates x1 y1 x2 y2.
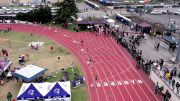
172 79 175 89
12 99 16 101
154 82 159 94
159 59 164 67
50 44 53 52
172 67 177 76
163 90 171 101
0 78 4 86
7 92 12 101
156 43 160 51
176 82 180 94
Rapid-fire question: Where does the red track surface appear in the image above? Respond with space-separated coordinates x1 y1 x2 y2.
0 24 162 101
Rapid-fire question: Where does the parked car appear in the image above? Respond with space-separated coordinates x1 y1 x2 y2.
161 10 167 14
151 10 162 15
174 9 180 15
28 8 34 12
174 11 180 15
21 8 29 13
5 9 13 14
13 9 20 14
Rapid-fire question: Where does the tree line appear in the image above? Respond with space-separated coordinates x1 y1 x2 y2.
16 0 78 24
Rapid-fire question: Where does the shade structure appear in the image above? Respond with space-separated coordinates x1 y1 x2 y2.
45 82 70 98
13 64 48 82
106 19 115 27
17 83 43 100
0 60 12 75
93 18 107 25
162 35 178 44
138 22 151 28
76 19 106 25
137 22 151 34
17 81 71 101
76 19 93 25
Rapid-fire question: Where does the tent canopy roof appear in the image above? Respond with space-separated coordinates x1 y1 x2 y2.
163 35 178 44
17 81 71 100
13 64 47 82
138 22 151 28
76 19 107 25
76 19 92 25
93 18 106 24
107 19 115 23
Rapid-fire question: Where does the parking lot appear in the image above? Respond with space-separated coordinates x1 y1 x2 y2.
141 13 180 32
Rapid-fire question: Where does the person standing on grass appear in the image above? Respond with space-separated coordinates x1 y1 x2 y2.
0 78 3 86
7 92 12 101
12 98 16 101
50 44 53 52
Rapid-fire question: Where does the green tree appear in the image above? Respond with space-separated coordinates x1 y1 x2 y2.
54 0 78 24
16 6 52 24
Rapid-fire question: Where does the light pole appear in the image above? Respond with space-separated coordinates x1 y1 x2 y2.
175 24 180 62
175 37 180 62
167 10 172 28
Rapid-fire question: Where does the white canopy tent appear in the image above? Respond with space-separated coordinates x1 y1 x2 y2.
76 17 83 22
13 64 47 82
17 81 71 101
28 42 45 47
106 19 115 27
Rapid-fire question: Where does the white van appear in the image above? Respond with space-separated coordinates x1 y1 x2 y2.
21 8 28 13
13 9 20 14
151 10 162 15
174 9 180 15
5 9 13 14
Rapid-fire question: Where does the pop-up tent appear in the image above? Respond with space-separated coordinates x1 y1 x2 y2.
13 64 48 82
17 81 71 101
162 35 178 45
137 22 151 34
17 83 43 100
106 19 115 27
0 60 12 76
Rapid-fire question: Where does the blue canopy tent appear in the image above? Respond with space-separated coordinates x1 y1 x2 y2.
45 82 70 98
17 83 43 100
13 64 48 82
17 81 71 101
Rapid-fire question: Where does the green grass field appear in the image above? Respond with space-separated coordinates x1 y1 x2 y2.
0 31 88 101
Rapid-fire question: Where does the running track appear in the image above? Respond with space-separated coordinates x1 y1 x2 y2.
0 24 162 101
